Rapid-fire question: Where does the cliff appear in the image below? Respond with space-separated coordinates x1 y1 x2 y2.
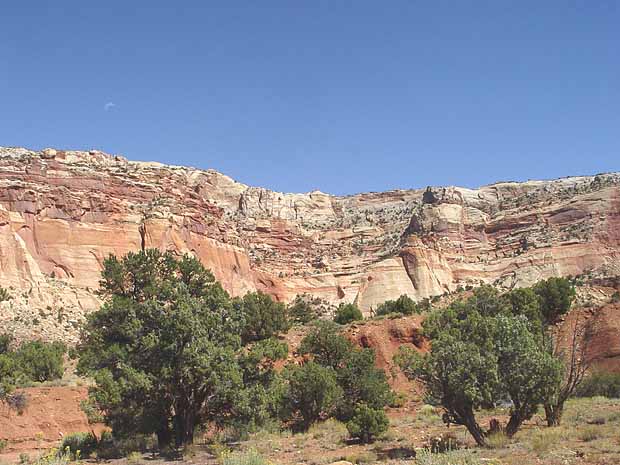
0 146 618 342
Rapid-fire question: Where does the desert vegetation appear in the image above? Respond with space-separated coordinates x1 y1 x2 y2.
2 251 620 465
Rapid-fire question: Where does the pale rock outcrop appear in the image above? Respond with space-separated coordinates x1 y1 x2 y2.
0 146 618 342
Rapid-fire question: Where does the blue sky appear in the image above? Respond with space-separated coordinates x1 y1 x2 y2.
1 2 618 195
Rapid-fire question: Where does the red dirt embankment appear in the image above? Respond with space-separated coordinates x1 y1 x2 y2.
0 386 104 462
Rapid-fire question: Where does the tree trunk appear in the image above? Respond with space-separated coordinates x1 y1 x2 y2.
505 412 522 438
174 410 196 448
544 402 563 427
462 413 487 447
156 426 173 450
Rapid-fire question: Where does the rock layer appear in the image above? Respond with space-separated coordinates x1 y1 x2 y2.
0 146 619 342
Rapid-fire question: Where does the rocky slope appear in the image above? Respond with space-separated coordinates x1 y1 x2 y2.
0 146 619 343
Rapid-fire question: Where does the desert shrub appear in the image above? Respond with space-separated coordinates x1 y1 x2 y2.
375 294 419 316
415 449 483 465
530 428 563 456
280 362 343 431
426 432 461 453
578 425 601 442
95 431 152 460
417 404 439 419
611 291 620 303
485 431 509 449
335 347 393 420
60 432 98 458
397 303 561 445
299 321 393 422
307 417 347 442
220 448 269 465
0 334 12 354
0 287 11 302
236 291 289 343
575 371 620 398
346 404 388 443
0 439 7 452
126 451 143 465
342 451 379 464
299 321 354 369
12 340 66 383
287 294 328 325
533 277 575 324
6 391 28 414
389 392 407 408
333 303 363 325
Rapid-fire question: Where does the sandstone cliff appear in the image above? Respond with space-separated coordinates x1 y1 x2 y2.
0 146 618 342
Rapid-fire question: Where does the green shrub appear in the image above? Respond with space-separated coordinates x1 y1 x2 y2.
60 432 98 458
346 404 388 443
0 438 7 452
533 277 575 324
375 295 419 317
287 294 327 325
220 449 269 465
236 291 290 343
299 321 354 369
281 361 343 431
12 340 66 383
611 291 620 303
0 334 12 354
94 431 152 460
575 371 620 398
333 303 363 325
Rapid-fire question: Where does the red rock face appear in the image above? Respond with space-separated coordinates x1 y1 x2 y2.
0 147 619 343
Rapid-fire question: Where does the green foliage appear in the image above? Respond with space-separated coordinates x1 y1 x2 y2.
60 432 98 458
0 286 11 302
78 249 284 448
287 294 327 325
335 347 393 421
79 249 290 448
397 285 563 444
281 361 343 431
235 291 289 343
299 320 354 369
0 334 12 354
297 320 393 428
0 337 65 404
533 277 575 324
503 288 544 335
375 294 420 316
232 338 289 434
346 403 388 443
396 334 500 446
575 371 620 398
333 303 363 325
11 340 66 383
493 316 562 436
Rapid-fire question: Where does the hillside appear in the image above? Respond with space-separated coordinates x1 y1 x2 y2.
0 146 619 343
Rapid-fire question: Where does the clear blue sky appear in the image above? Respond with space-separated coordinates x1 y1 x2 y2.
1 2 618 195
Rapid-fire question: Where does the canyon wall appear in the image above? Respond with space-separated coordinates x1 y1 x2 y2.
0 146 619 342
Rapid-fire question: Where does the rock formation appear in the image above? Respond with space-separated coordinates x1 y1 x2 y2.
0 146 619 343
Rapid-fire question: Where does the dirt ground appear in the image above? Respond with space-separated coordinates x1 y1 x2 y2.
2 393 619 465
0 386 104 464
